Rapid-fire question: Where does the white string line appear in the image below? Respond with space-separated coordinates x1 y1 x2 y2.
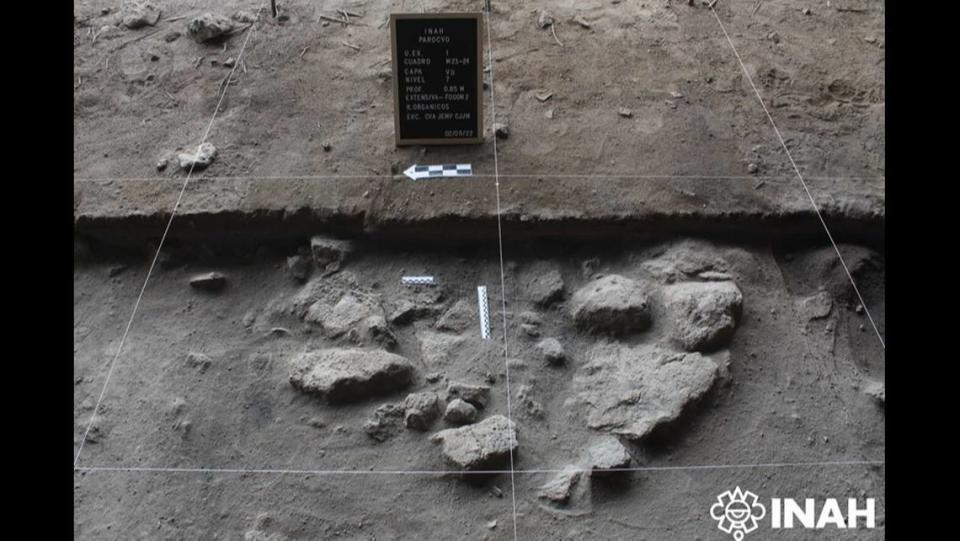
73 173 886 182
74 460 885 477
484 9 519 541
73 6 266 468
710 5 885 350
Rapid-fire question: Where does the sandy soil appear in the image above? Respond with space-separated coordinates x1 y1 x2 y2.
74 238 885 538
74 0 883 180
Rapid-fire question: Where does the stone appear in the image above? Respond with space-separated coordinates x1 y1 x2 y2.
388 300 440 325
304 293 394 347
863 381 885 405
618 107 633 118
403 392 442 430
526 267 565 306
184 352 212 372
698 271 733 281
538 466 584 504
244 513 289 541
177 142 218 170
569 344 719 441
436 299 474 333
446 382 491 409
305 293 377 337
568 274 652 335
798 291 833 320
430 415 517 470
189 271 227 291
444 398 478 425
232 10 258 23
641 240 730 283
363 315 397 348
664 281 743 351
363 403 404 442
536 338 566 365
120 0 161 29
520 312 542 337
286 255 311 282
288 348 414 403
187 13 235 43
310 235 353 270
520 311 543 326
585 436 631 474
521 324 541 337
537 10 555 28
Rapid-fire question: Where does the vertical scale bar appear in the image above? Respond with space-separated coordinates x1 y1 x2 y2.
477 286 491 340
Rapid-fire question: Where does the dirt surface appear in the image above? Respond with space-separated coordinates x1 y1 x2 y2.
74 238 885 539
74 1 885 539
74 0 884 181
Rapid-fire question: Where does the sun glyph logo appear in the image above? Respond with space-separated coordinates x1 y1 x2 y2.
710 487 767 540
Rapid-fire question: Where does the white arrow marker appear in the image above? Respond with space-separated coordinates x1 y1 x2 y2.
403 163 472 180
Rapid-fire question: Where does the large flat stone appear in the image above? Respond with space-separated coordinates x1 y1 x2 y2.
289 348 413 403
430 415 517 470
568 344 719 441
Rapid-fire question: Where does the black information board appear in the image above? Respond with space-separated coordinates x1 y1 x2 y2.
390 13 483 146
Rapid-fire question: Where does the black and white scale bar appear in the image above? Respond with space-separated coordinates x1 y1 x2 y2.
403 163 473 180
401 276 435 286
477 286 491 340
